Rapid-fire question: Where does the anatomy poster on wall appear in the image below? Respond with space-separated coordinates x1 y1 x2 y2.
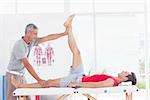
32 42 54 66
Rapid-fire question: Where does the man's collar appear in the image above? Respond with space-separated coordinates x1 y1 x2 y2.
22 36 31 46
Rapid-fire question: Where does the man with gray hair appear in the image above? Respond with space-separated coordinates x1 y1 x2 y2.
6 19 69 100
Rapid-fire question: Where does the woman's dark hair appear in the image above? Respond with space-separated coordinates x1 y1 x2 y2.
124 72 137 85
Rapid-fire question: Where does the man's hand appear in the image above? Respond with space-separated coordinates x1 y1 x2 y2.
38 79 49 88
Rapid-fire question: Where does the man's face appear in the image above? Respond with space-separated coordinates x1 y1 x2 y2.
28 29 38 42
118 71 130 81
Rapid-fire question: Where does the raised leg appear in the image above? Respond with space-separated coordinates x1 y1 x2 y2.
66 15 83 68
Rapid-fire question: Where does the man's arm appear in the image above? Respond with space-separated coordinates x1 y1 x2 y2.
68 79 114 88
22 58 47 86
39 32 67 44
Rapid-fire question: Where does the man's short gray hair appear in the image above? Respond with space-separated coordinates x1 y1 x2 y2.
25 23 38 33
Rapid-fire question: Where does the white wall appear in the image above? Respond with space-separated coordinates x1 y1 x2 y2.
96 14 145 75
0 14 95 79
0 14 147 76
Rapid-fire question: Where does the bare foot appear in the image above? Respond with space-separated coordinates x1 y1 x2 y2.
64 14 75 27
64 24 72 35
11 75 20 88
